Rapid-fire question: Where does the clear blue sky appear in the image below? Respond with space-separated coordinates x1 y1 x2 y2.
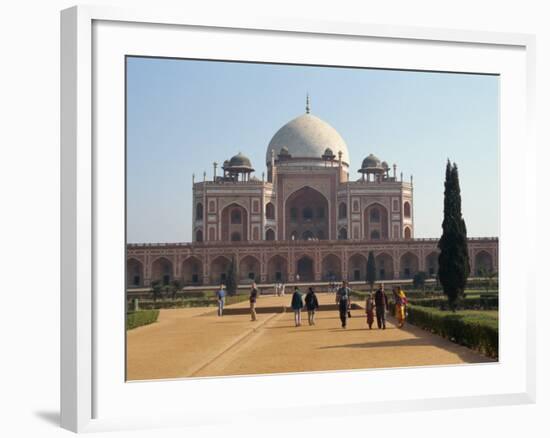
126 57 499 243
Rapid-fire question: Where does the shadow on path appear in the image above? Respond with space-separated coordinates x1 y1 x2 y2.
319 337 434 350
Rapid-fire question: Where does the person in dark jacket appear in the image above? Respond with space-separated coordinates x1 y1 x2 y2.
291 287 304 326
336 281 352 328
304 287 320 325
374 283 389 329
249 283 258 321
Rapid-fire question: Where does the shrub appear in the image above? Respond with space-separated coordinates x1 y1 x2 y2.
132 294 249 310
126 310 160 330
181 291 205 299
402 305 498 358
408 296 498 310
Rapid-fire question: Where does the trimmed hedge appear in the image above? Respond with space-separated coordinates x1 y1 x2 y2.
126 310 160 330
409 296 498 310
134 295 249 310
403 305 498 358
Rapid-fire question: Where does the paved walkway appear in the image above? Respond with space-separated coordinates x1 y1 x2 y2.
126 294 492 381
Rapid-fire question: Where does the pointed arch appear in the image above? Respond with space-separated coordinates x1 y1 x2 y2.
265 228 275 241
400 252 419 279
322 254 342 281
404 201 411 218
348 253 367 281
195 202 203 220
267 255 288 283
285 186 329 240
181 256 203 285
151 256 173 285
127 258 144 287
296 255 315 282
364 202 389 240
239 255 261 282
265 202 275 220
475 250 493 275
375 252 394 280
195 229 203 242
221 203 249 241
338 227 348 240
338 202 347 219
211 255 231 285
425 251 439 277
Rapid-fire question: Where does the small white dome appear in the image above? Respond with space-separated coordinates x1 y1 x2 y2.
266 113 350 165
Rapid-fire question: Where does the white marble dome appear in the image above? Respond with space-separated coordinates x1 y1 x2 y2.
266 113 350 165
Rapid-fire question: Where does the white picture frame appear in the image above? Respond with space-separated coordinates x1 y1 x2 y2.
60 5 536 433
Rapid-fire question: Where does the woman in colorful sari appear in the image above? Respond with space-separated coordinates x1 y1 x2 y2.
394 286 407 328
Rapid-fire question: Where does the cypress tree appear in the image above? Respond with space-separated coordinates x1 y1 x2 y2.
438 160 470 311
366 251 376 292
225 256 238 296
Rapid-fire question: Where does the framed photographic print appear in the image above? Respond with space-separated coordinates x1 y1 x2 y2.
61 5 536 433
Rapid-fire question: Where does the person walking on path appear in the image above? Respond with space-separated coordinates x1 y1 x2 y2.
393 286 408 328
374 283 389 329
336 280 352 328
291 286 304 327
305 287 320 325
249 282 258 321
216 284 226 317
365 293 375 329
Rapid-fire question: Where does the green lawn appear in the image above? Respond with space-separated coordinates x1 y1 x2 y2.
126 310 160 330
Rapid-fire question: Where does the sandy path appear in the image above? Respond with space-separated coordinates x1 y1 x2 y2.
127 294 492 381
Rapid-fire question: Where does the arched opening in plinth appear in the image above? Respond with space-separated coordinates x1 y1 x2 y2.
267 255 287 283
425 251 439 277
475 250 493 275
181 256 202 285
375 252 394 280
285 187 329 240
322 254 342 281
348 253 367 281
127 258 144 287
239 255 260 282
211 256 231 285
151 257 173 285
400 252 419 279
296 255 314 282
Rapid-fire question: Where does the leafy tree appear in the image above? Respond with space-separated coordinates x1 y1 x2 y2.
413 271 428 291
366 251 376 292
170 279 182 300
480 267 498 293
151 280 162 303
225 257 238 296
438 160 471 311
